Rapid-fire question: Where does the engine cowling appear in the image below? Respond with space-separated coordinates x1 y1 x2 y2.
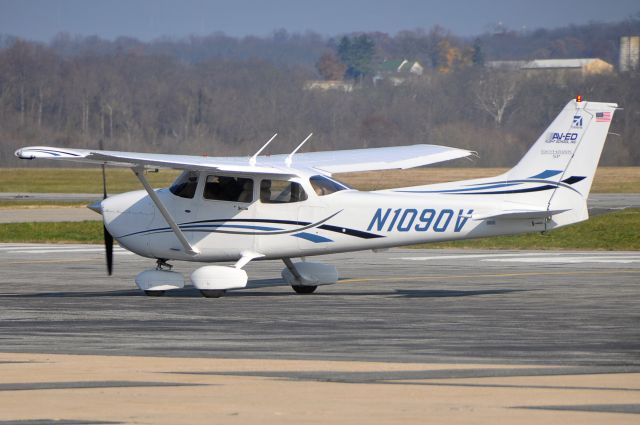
281 261 338 286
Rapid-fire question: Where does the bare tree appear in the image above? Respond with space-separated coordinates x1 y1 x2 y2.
472 70 521 125
1 34 639 167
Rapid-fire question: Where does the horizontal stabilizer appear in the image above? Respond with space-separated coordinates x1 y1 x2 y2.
472 208 570 221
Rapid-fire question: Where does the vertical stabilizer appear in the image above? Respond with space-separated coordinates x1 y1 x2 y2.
505 99 617 226
506 99 617 199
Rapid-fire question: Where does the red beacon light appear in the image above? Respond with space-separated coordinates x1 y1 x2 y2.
576 95 583 103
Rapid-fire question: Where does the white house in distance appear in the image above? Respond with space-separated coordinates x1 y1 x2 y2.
374 59 424 85
305 59 425 90
380 59 424 75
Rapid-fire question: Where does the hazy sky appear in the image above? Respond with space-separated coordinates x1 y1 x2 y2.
1 0 639 41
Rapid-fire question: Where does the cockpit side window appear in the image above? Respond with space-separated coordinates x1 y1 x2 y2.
203 175 254 203
169 171 199 199
260 179 308 203
310 175 351 196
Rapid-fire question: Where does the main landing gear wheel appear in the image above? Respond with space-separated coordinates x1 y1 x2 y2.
200 289 226 298
292 285 317 294
144 290 166 297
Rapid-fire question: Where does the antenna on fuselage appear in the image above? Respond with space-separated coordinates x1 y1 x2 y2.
249 133 278 166
285 133 313 167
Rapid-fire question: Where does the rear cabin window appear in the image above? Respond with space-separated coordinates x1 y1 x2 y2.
260 180 308 203
169 171 199 199
310 175 351 196
203 175 254 203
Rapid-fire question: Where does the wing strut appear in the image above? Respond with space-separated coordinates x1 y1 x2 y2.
133 167 199 256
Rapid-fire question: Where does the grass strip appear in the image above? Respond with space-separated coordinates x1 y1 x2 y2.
0 168 179 193
0 221 103 244
0 200 90 208
2 167 639 194
412 209 640 250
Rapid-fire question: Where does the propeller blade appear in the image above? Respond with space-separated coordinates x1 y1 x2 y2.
104 225 113 276
99 139 108 199
98 139 113 275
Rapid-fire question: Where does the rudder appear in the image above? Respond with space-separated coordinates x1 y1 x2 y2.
508 99 617 194
507 98 618 226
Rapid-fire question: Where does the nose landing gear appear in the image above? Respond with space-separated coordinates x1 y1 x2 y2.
135 259 184 296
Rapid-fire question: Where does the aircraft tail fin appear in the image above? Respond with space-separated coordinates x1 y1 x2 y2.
503 98 617 226
506 99 617 196
383 98 618 229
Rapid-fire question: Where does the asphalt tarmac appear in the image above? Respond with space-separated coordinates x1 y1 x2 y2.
1 244 638 366
0 245 638 424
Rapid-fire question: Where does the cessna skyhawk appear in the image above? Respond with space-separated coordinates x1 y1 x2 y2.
15 98 617 297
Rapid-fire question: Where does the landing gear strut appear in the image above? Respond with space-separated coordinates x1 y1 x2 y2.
156 258 173 271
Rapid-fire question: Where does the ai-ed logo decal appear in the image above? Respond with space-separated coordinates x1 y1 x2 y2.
546 132 578 143
572 115 583 128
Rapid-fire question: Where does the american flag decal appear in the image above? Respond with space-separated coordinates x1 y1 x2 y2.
595 111 611 122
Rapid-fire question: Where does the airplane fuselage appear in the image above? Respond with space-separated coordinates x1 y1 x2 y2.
102 177 549 263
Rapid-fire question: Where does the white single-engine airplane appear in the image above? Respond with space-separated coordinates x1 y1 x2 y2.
16 98 617 297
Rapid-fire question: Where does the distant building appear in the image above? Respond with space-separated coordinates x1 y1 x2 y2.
304 80 354 92
374 59 424 85
486 58 614 78
379 59 424 75
521 58 614 75
485 60 527 71
620 36 640 72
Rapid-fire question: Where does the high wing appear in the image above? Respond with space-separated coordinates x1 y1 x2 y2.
258 144 473 174
15 144 473 175
14 146 291 175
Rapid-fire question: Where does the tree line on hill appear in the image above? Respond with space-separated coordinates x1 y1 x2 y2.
3 15 638 69
1 16 639 167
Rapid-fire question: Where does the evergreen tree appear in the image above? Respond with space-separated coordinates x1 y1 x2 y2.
337 35 375 80
472 38 484 66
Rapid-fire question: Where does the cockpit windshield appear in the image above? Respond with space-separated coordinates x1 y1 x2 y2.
169 171 199 199
309 175 352 196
